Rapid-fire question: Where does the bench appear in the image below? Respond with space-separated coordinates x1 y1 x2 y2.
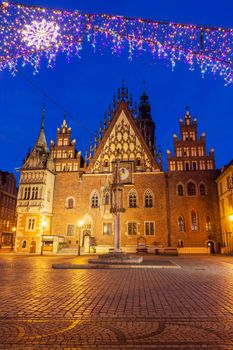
136 236 148 255
164 248 178 256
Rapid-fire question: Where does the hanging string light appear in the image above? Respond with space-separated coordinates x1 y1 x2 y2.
0 1 232 84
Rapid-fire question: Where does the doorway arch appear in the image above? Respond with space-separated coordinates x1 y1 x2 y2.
206 240 215 254
30 241 36 253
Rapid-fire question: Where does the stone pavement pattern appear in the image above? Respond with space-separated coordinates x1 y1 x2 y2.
0 254 233 349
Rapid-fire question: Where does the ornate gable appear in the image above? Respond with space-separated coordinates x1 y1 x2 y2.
88 102 160 173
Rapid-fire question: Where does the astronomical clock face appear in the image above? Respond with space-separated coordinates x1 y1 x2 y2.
119 162 133 183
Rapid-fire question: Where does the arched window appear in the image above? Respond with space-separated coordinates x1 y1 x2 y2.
178 216 185 231
200 184 206 195
177 184 184 196
91 192 99 208
104 160 108 167
129 190 137 208
191 210 198 231
22 240 27 248
67 197 74 209
187 182 196 196
144 190 153 207
206 216 212 231
31 187 38 199
24 187 31 200
104 192 110 205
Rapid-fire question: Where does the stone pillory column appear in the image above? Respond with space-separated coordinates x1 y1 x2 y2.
110 150 125 253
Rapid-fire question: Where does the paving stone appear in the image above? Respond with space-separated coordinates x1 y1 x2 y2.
0 255 232 349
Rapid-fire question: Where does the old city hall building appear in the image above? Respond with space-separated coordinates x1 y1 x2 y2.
15 84 221 254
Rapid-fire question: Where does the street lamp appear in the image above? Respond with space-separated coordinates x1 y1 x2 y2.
40 219 47 255
229 214 233 222
77 220 83 256
12 227 16 251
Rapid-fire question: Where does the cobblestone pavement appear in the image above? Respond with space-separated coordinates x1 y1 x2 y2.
0 254 233 349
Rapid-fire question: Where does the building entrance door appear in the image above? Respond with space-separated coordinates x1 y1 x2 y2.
30 241 36 253
207 241 215 254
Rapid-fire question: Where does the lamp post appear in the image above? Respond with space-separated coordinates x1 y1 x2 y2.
40 219 47 255
12 227 16 251
77 220 83 256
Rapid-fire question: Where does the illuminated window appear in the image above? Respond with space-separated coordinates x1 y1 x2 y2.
184 147 189 157
145 222 155 236
198 147 204 156
183 132 188 141
103 223 112 235
91 192 99 208
177 161 183 170
129 190 137 208
191 147 197 156
199 161 205 170
190 132 195 141
176 148 182 157
57 150 62 158
206 216 212 231
145 190 153 207
170 161 176 171
177 184 184 196
178 216 185 231
207 160 213 170
128 222 137 235
187 182 196 196
191 210 198 231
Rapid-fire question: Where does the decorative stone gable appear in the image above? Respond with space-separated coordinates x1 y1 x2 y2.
92 106 158 173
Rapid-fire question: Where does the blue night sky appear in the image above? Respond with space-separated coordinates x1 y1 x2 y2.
0 0 232 181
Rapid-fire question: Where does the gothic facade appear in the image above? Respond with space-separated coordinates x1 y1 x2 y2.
15 84 222 254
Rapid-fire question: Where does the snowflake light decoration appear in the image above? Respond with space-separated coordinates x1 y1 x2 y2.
22 19 60 50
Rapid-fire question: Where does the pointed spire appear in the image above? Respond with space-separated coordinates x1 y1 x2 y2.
35 108 48 152
41 107 45 129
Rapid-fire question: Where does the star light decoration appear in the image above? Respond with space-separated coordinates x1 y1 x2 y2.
0 1 232 84
22 19 60 50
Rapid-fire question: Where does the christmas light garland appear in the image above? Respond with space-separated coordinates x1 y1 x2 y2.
0 1 232 84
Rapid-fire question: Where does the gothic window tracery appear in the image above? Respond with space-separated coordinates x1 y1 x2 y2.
144 189 153 207
129 189 137 208
91 192 99 208
177 184 184 196
191 210 198 231
178 216 185 231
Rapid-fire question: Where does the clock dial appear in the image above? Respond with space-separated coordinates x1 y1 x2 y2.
120 167 129 181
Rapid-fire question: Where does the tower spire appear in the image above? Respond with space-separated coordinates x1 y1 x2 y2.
41 106 45 129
